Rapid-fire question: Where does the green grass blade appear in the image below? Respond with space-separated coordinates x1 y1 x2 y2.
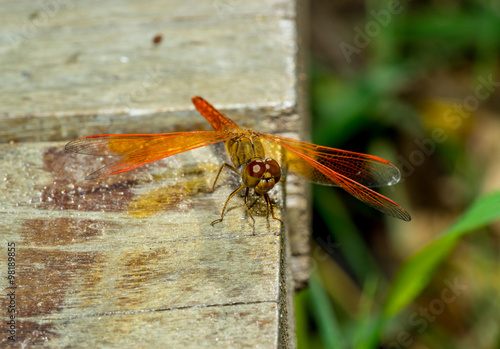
383 191 500 316
295 290 312 349
309 275 346 349
352 276 382 349
314 187 382 280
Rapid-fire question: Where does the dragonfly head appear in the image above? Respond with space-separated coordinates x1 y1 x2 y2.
242 158 281 194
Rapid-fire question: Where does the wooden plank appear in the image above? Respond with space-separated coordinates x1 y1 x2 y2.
0 0 310 290
45 303 280 348
0 0 307 346
0 141 288 347
0 0 298 141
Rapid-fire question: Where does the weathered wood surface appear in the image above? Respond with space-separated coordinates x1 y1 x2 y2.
0 142 288 347
0 0 310 289
0 0 299 141
0 0 308 347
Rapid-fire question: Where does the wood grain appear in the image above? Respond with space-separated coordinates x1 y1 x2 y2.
0 0 307 346
0 0 297 142
0 141 287 347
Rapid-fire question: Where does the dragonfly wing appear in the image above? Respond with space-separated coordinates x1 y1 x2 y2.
260 133 411 221
261 134 400 187
66 131 234 179
326 170 411 221
192 96 240 131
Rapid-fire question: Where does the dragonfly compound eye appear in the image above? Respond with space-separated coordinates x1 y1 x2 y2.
247 160 266 178
243 159 279 190
249 159 282 194
264 159 281 182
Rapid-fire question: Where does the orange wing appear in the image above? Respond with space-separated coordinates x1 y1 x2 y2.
192 96 239 131
65 131 234 180
261 134 400 187
260 133 411 221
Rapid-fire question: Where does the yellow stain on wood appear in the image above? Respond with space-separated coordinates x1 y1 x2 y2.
127 176 209 218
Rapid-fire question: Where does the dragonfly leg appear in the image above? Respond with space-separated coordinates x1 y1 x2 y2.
264 193 283 224
243 187 256 226
211 184 246 226
199 163 239 194
247 193 260 210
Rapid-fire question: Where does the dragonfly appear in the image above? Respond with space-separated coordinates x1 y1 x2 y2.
65 97 411 224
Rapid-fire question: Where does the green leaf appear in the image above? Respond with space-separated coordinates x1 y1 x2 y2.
314 187 382 281
309 275 346 349
352 276 383 349
383 191 500 316
295 290 312 349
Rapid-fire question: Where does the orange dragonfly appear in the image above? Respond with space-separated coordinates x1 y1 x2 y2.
66 97 411 224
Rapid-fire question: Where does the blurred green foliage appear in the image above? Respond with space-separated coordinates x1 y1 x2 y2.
298 0 500 348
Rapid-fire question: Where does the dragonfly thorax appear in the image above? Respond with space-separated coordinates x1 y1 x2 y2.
242 158 281 194
225 133 265 168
